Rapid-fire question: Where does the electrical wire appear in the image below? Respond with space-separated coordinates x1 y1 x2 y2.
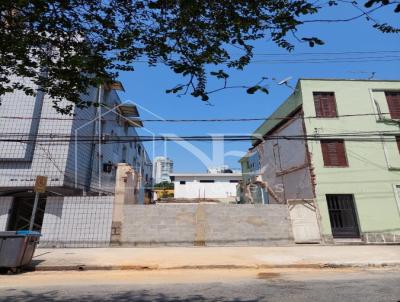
0 131 398 143
0 112 395 123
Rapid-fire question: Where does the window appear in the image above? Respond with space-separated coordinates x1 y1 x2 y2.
320 140 348 167
200 180 214 183
326 194 360 238
103 161 113 173
121 146 127 163
385 91 400 119
230 180 239 183
313 92 337 118
179 181 186 185
273 143 281 170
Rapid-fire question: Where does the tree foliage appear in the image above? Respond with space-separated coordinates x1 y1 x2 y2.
0 1 398 113
154 181 174 189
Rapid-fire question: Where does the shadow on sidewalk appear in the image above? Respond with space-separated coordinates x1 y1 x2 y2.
0 290 261 302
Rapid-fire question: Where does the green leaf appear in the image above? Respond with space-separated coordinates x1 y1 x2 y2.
210 70 229 79
246 86 259 94
166 85 184 94
302 37 325 47
201 94 209 102
364 0 376 7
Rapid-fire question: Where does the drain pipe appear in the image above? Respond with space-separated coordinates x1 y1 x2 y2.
368 89 391 169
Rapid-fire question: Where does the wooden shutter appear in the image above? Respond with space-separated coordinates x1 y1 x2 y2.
321 140 348 167
313 92 337 118
385 91 400 119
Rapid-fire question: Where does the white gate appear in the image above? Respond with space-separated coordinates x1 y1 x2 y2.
288 199 320 243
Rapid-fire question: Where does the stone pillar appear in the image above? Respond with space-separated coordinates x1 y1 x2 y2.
111 163 139 245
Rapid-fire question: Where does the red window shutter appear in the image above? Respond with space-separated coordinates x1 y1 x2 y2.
396 136 400 154
321 140 348 167
313 92 337 117
314 93 323 117
385 92 400 119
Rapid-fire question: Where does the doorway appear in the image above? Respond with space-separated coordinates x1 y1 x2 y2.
326 194 360 238
288 199 321 243
7 195 47 231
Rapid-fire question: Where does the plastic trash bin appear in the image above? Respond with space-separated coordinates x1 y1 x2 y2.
0 230 41 273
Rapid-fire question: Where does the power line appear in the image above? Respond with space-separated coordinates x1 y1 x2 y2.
0 112 395 123
132 50 400 61
247 50 400 56
250 58 400 64
0 131 399 143
130 52 400 65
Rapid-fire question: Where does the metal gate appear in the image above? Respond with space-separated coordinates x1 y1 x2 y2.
326 194 360 238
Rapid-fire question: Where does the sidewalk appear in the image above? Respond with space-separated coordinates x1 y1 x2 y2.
31 245 400 271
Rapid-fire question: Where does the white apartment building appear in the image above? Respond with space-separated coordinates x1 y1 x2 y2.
153 156 173 184
170 173 242 203
0 78 152 246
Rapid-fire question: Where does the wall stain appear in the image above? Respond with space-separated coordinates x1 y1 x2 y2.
194 204 206 246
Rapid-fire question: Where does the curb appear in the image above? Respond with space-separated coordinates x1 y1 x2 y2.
27 262 400 272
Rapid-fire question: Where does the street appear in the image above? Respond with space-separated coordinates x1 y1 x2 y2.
0 268 399 302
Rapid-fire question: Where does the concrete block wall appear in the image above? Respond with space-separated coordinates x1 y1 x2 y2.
0 197 13 231
122 204 293 246
40 195 114 247
364 232 400 244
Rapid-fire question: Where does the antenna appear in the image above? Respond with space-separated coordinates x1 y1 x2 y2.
278 76 293 85
368 72 376 80
277 76 294 90
347 71 376 80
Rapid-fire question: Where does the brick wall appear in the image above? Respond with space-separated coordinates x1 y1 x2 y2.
121 204 294 246
39 195 114 247
0 197 13 231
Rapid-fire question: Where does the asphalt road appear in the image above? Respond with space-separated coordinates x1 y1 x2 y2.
0 268 399 302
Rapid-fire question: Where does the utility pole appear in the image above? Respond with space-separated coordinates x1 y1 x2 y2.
98 84 102 193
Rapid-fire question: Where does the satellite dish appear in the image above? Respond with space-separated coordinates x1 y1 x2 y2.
278 76 293 85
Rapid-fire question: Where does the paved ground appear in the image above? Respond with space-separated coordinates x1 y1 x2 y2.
32 245 400 270
0 268 399 301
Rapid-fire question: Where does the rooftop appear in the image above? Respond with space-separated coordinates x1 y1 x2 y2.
170 173 242 177
299 78 400 82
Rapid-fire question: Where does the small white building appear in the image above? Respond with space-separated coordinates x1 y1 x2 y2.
170 173 242 202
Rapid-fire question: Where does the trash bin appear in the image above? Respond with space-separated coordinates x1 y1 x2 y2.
0 231 41 273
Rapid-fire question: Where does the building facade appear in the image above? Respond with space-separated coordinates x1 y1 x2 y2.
170 173 242 202
241 79 400 244
0 78 152 246
153 156 173 184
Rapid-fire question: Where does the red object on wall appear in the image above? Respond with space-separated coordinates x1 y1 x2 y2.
320 139 348 167
385 91 400 119
313 92 337 118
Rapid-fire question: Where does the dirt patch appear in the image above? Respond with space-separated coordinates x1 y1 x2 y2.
257 272 281 279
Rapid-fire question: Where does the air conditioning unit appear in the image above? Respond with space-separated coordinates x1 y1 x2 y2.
103 161 113 173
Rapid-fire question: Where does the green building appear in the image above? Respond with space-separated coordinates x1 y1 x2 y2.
241 79 400 244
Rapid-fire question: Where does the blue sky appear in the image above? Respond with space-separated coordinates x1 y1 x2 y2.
118 5 400 173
